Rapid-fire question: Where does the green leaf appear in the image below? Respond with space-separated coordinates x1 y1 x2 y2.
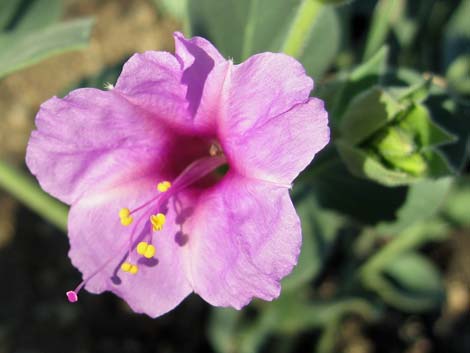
0 0 21 30
339 87 402 145
332 46 389 120
399 103 456 149
378 252 445 312
0 160 68 231
443 0 470 69
297 6 341 78
208 308 242 353
0 18 93 79
426 93 470 171
188 0 341 77
447 54 470 95
155 0 188 20
302 149 408 224
14 0 63 32
377 177 453 235
336 140 421 186
363 0 401 60
264 295 377 335
283 192 343 291
443 176 470 227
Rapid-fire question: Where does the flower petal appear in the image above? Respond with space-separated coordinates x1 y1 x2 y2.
26 88 171 205
114 50 190 129
115 33 227 135
219 52 313 135
26 87 212 205
68 173 193 318
187 172 301 309
223 98 330 184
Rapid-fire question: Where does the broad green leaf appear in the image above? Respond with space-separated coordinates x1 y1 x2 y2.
14 0 63 32
0 160 68 231
443 177 470 227
0 0 21 30
208 308 242 353
0 18 93 79
339 87 402 144
377 177 453 235
302 149 407 224
188 0 341 77
154 0 188 20
378 252 445 312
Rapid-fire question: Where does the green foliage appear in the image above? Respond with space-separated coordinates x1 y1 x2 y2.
187 0 341 78
0 0 93 79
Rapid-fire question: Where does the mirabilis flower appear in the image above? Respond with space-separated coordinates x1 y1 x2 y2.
26 33 329 317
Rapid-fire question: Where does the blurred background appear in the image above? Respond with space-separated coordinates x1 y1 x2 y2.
0 0 469 352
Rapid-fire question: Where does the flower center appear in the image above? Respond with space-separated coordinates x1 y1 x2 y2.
66 146 227 303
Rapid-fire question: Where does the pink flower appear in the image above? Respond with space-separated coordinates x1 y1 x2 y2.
26 33 329 317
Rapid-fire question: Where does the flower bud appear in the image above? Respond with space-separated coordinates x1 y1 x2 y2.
385 153 428 177
372 126 416 159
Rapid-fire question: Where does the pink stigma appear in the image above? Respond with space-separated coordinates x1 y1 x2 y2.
66 290 78 303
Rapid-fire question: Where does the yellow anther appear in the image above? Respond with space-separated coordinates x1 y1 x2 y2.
119 208 133 226
129 264 139 274
121 262 138 274
136 241 156 258
121 262 132 272
144 244 156 258
150 213 166 231
136 241 147 255
157 181 172 192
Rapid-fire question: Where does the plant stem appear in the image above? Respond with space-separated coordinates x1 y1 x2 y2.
281 0 324 58
0 160 68 231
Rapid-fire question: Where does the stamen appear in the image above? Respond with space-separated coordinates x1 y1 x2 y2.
119 208 133 226
136 241 156 259
66 290 78 303
209 142 223 157
150 213 166 231
121 262 138 274
66 154 228 303
157 181 172 192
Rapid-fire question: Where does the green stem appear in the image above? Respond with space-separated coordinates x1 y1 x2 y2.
363 0 400 60
0 160 68 231
281 0 324 58
241 0 260 60
359 220 448 278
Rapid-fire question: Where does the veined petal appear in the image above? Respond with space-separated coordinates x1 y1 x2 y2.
173 32 228 133
219 52 313 135
68 173 193 318
26 88 171 205
187 172 301 309
115 33 227 135
223 98 330 184
114 51 190 130
173 31 225 70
